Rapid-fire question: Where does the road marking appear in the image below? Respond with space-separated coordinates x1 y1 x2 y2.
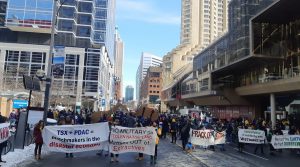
233 148 269 161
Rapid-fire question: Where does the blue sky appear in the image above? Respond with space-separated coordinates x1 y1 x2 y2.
116 0 181 99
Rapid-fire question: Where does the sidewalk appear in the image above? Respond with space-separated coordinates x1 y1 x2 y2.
2 144 49 167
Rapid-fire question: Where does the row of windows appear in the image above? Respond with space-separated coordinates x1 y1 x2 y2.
150 85 160 88
150 79 160 83
149 91 160 94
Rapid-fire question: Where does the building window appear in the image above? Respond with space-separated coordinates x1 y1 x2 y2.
153 85 156 88
78 2 92 13
77 14 91 25
76 26 91 37
58 19 73 31
150 85 152 87
150 91 152 93
157 91 159 93
59 7 75 18
94 20 106 30
93 31 105 42
95 9 107 19
95 0 107 8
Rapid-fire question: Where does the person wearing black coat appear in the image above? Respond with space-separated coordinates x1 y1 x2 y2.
170 119 178 143
0 114 7 163
181 120 191 150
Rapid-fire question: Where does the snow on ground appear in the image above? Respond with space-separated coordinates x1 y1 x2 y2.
2 144 50 167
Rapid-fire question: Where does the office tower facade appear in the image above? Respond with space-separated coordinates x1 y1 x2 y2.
0 0 116 110
140 66 162 108
181 0 229 49
136 52 162 102
125 85 134 102
0 0 6 27
114 27 124 101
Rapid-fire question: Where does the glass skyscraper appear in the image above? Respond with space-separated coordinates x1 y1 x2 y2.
2 0 115 61
0 0 7 27
0 0 116 110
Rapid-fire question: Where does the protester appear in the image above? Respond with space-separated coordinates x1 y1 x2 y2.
110 119 120 163
0 114 7 163
254 120 265 155
162 117 169 139
170 118 178 144
33 120 44 160
181 119 191 151
65 116 74 158
151 122 159 164
237 123 245 152
136 120 144 161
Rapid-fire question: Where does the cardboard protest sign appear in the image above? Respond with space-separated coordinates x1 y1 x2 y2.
271 135 300 149
190 129 226 146
42 122 109 153
0 123 10 144
109 126 156 155
238 129 265 144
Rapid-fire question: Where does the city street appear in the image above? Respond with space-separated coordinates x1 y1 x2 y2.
16 137 300 167
20 139 205 167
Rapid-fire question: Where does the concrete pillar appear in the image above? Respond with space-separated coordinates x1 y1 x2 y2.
270 93 276 129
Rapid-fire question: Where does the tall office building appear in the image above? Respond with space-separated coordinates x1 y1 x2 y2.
0 0 116 110
181 0 229 49
136 52 162 102
125 85 134 102
0 0 6 27
114 27 124 100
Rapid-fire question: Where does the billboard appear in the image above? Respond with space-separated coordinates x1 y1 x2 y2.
52 45 65 77
13 99 28 109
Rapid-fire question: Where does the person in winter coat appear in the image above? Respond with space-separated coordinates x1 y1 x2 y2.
181 120 191 150
170 119 178 143
33 120 44 160
151 122 159 164
162 117 169 139
65 116 74 158
0 114 7 163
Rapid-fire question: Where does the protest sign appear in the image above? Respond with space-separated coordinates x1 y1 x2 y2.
28 108 44 129
190 129 226 146
238 129 265 144
42 122 109 153
0 123 10 144
214 131 226 145
109 126 156 155
190 129 215 146
271 135 300 149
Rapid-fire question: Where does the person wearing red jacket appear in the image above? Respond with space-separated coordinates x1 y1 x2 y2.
33 120 44 160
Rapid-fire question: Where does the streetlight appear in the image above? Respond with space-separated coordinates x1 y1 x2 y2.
43 0 65 123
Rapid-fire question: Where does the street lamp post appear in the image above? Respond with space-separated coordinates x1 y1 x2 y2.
43 0 58 123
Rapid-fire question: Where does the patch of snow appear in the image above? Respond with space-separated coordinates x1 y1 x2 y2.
2 144 49 167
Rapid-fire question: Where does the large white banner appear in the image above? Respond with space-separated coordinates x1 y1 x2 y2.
238 129 265 144
0 123 10 143
271 135 300 149
42 122 109 153
109 126 156 155
190 129 226 146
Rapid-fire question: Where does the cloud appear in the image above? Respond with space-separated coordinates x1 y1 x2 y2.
117 0 180 25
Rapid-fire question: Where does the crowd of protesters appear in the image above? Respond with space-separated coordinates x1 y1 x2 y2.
4 106 300 164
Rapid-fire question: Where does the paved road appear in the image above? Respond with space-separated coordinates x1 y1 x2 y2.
21 139 205 167
167 136 300 167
